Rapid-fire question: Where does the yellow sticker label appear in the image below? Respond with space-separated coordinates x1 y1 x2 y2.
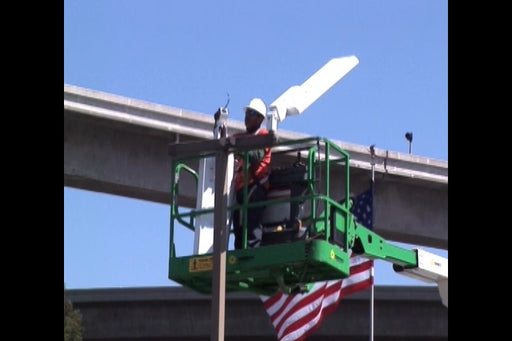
189 256 213 272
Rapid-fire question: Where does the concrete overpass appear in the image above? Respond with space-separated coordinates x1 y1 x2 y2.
64 83 447 249
65 286 448 341
64 84 448 340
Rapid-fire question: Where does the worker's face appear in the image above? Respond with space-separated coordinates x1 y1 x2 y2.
244 109 264 132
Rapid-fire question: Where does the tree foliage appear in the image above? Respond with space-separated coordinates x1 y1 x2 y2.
64 283 83 341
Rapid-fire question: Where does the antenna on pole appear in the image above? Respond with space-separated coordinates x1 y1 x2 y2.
405 132 413 154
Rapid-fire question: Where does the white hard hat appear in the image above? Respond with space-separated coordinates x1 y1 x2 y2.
244 98 266 118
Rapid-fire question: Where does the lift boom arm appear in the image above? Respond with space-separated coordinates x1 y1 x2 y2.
351 222 448 307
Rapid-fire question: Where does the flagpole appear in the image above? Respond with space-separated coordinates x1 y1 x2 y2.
369 145 376 341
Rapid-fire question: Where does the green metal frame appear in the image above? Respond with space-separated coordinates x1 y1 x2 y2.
168 136 418 295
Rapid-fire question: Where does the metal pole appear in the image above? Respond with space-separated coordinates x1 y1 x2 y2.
405 132 413 155
370 269 374 341
369 145 376 341
211 150 229 341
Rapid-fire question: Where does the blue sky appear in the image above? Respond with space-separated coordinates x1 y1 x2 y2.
64 0 447 289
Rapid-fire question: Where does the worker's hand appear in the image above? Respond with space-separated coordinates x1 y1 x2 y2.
233 155 242 171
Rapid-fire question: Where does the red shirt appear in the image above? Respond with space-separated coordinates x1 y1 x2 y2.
232 128 272 192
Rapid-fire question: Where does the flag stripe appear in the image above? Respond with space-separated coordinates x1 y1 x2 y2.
276 281 342 338
280 280 347 340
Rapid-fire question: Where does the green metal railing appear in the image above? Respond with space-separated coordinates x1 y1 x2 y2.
169 136 354 253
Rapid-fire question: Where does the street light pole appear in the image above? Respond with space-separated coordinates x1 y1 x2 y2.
405 132 413 154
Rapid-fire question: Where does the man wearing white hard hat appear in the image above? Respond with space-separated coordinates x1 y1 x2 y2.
230 98 272 249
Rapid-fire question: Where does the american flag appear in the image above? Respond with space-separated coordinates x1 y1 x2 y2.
352 185 373 229
261 185 374 341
